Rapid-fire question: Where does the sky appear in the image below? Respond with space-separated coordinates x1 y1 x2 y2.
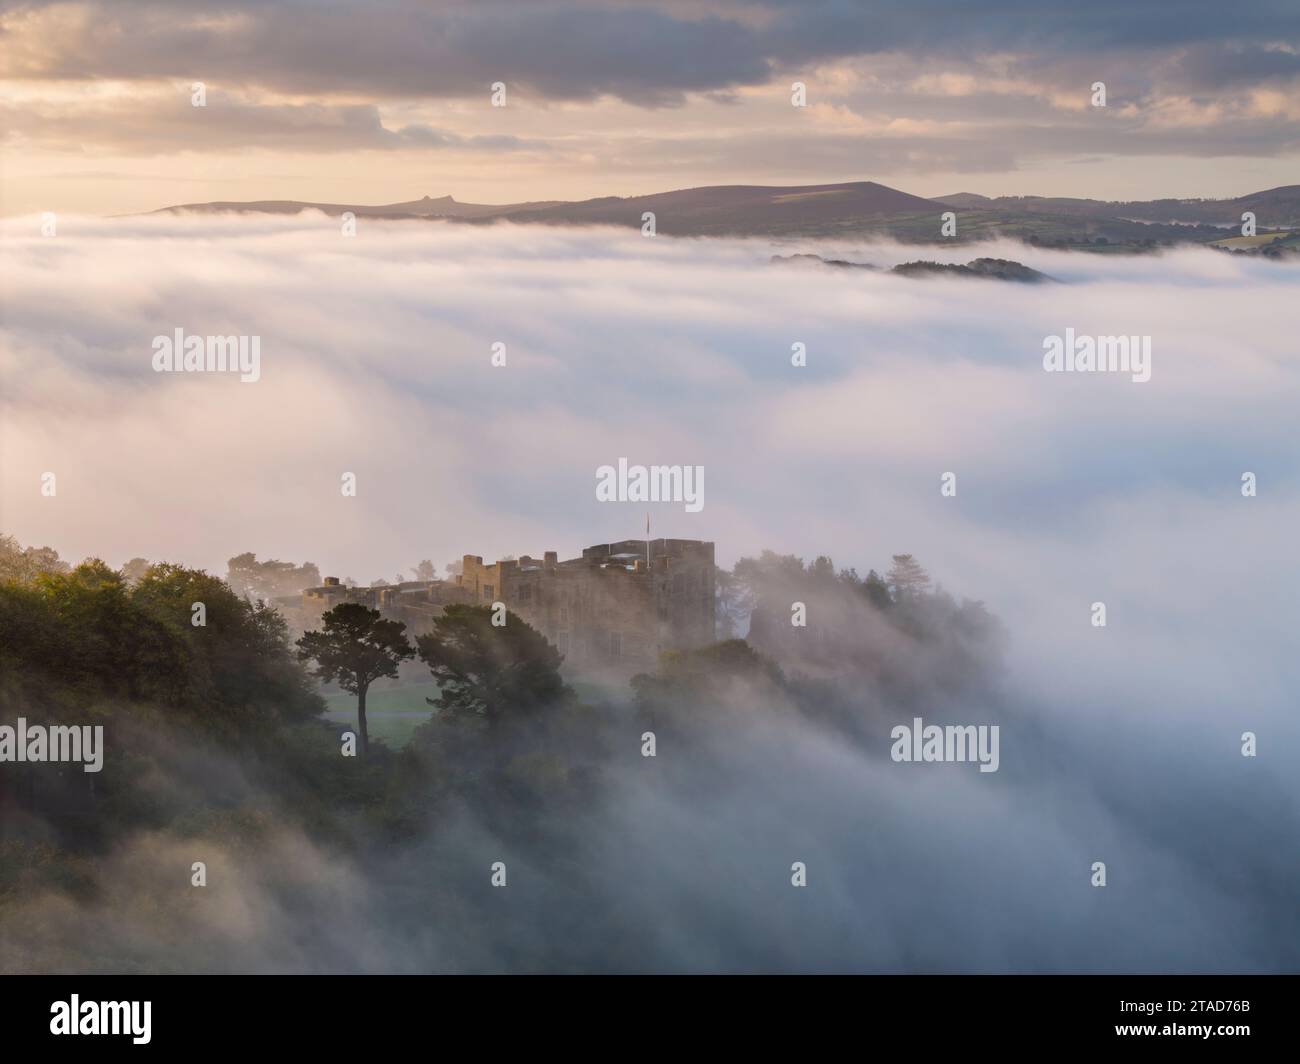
2 0 1299 215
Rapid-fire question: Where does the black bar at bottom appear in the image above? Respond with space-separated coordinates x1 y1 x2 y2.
0 974 1288 1052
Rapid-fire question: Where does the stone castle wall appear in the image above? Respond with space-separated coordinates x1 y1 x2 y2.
283 539 716 681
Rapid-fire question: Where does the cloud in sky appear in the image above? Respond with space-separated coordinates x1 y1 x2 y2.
2 1 1298 211
5 1 1299 101
0 90 545 154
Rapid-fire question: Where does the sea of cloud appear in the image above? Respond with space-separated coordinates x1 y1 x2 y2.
2 213 1298 970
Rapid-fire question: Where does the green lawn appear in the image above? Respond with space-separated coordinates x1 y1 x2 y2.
322 681 442 748
1208 230 1296 249
322 677 635 748
570 679 635 707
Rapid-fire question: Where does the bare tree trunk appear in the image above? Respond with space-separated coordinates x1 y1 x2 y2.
357 685 369 755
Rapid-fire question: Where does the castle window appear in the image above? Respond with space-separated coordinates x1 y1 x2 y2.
609 631 623 658
483 584 494 599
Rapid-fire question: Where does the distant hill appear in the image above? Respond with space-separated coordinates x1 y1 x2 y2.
773 253 1054 282
156 193 561 219
480 181 941 235
158 180 942 236
153 181 1300 250
934 186 1300 227
890 257 1054 282
934 193 994 209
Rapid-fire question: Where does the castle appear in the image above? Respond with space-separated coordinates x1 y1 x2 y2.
279 539 716 680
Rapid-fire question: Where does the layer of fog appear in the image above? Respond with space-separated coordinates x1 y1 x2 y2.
2 213 1297 970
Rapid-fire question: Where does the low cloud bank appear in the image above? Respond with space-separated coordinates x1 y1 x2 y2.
1 215 1297 970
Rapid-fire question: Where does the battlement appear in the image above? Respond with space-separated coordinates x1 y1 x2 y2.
281 539 716 682
457 540 716 679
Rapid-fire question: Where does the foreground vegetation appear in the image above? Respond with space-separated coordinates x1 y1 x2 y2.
0 534 1001 969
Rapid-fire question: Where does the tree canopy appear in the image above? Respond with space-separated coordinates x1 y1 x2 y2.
0 554 323 738
226 552 322 601
296 603 414 754
415 604 569 729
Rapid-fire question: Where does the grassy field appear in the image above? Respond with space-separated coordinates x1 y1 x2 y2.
323 681 442 748
322 677 635 747
570 679 635 708
1207 230 1297 249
